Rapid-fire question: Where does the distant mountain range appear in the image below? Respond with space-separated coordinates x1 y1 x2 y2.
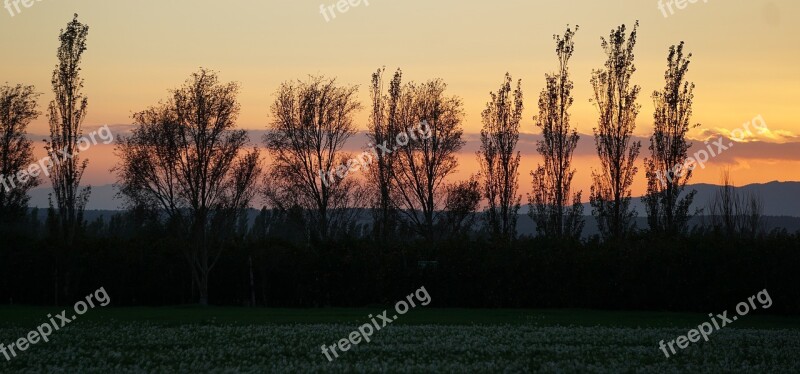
25 181 800 217
28 180 800 217
24 181 800 237
586 181 800 218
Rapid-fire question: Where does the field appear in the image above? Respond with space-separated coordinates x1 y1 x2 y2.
0 307 798 373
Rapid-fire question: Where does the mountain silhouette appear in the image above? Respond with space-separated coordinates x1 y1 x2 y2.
28 181 800 220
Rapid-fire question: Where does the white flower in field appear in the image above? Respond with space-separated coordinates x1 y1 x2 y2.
3 322 800 372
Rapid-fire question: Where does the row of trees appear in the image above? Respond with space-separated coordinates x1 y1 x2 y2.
3 210 797 311
1 15 91 237
0 15 91 304
0 17 768 305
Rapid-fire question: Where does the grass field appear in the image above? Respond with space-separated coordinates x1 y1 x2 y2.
0 307 798 372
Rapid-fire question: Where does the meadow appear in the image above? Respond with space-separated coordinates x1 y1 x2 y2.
0 307 798 373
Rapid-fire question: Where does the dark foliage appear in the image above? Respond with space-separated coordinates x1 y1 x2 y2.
2 212 798 315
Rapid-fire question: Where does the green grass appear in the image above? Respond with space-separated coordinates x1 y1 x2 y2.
0 306 798 328
0 307 798 372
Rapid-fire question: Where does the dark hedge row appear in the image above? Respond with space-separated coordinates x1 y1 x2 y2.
2 217 798 314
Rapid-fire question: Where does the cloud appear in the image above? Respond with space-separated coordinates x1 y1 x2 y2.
694 127 798 143
70 127 798 166
332 130 800 165
687 137 800 163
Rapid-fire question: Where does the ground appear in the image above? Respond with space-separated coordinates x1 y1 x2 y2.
0 307 798 372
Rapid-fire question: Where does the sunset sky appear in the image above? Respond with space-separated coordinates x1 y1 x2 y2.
1 0 798 205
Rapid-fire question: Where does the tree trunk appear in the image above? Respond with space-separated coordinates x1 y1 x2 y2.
248 255 256 307
198 271 209 306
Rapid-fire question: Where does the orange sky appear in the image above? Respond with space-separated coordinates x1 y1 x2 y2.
3 0 799 200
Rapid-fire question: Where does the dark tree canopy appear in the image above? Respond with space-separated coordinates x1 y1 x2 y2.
391 79 465 240
643 41 698 236
530 26 584 240
264 75 363 240
46 14 91 243
367 67 403 241
479 73 522 241
589 21 641 240
116 68 262 305
0 84 41 224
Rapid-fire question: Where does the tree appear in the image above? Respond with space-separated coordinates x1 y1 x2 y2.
46 14 91 244
479 73 522 241
264 75 363 240
0 84 41 225
707 170 764 238
440 176 481 238
392 79 465 240
589 21 641 240
643 42 698 236
366 67 403 241
529 26 584 239
115 69 262 305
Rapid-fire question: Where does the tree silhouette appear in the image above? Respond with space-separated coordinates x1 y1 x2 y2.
391 79 465 240
479 73 522 241
707 170 764 238
589 21 641 240
529 26 584 239
115 69 262 305
264 76 363 240
0 84 41 225
441 175 481 238
643 42 698 236
46 14 91 244
367 67 402 241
